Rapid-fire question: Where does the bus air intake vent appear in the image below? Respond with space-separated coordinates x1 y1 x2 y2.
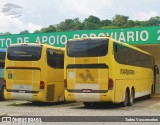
46 84 55 102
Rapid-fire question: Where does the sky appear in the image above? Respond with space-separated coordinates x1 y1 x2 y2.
0 0 159 34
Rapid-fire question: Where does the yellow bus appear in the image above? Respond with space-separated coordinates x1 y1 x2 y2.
64 37 156 107
4 43 64 103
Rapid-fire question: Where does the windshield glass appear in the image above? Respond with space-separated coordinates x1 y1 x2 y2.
67 39 109 57
7 45 42 61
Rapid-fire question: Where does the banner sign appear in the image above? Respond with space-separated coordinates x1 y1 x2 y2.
0 26 160 48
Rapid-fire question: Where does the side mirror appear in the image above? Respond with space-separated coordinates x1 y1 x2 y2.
154 65 159 74
157 67 159 74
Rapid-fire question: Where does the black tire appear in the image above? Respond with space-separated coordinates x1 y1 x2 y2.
83 102 93 108
147 85 153 99
0 86 4 101
122 90 129 107
128 89 134 106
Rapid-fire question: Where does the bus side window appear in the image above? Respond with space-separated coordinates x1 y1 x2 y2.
47 48 64 69
114 43 118 52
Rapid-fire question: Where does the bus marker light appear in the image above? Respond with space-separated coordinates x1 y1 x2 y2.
40 81 45 89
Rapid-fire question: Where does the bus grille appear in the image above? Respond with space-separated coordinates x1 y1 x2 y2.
46 84 55 102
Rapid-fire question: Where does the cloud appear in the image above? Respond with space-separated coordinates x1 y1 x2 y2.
0 14 42 34
0 0 159 34
59 0 113 20
131 10 158 21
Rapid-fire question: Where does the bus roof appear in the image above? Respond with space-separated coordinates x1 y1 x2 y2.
110 37 152 56
68 36 152 56
8 43 65 52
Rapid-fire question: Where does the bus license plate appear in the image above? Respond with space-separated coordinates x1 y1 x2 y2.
82 89 92 93
18 90 26 93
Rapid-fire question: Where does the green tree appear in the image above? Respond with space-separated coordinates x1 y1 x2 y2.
100 19 112 27
56 21 67 31
84 15 101 24
65 19 75 30
141 21 149 26
134 20 142 27
83 15 101 29
84 22 99 30
72 18 83 30
20 30 30 34
147 16 160 26
34 30 40 33
56 19 74 31
112 14 129 28
57 18 83 31
40 25 56 33
0 32 12 35
125 20 135 27
32 14 160 33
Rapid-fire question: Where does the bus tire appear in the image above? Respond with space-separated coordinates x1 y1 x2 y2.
83 102 93 108
147 85 153 99
0 86 4 101
122 89 129 107
128 89 134 106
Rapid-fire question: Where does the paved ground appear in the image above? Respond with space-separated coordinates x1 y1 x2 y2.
0 96 160 125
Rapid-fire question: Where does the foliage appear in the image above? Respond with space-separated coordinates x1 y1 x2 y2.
19 30 30 34
40 25 56 33
37 14 159 32
2 14 160 34
0 32 12 35
112 14 129 28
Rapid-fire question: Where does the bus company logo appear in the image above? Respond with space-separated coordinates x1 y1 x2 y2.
79 70 94 81
120 69 135 75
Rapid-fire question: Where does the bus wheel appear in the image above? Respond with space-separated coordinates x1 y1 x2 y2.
147 85 153 99
128 89 134 106
83 102 93 108
122 90 129 107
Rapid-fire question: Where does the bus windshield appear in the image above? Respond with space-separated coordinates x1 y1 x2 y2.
67 39 109 57
7 45 42 61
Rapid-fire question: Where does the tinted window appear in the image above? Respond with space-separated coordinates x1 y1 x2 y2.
47 48 64 68
114 42 154 68
67 39 109 57
7 46 42 61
